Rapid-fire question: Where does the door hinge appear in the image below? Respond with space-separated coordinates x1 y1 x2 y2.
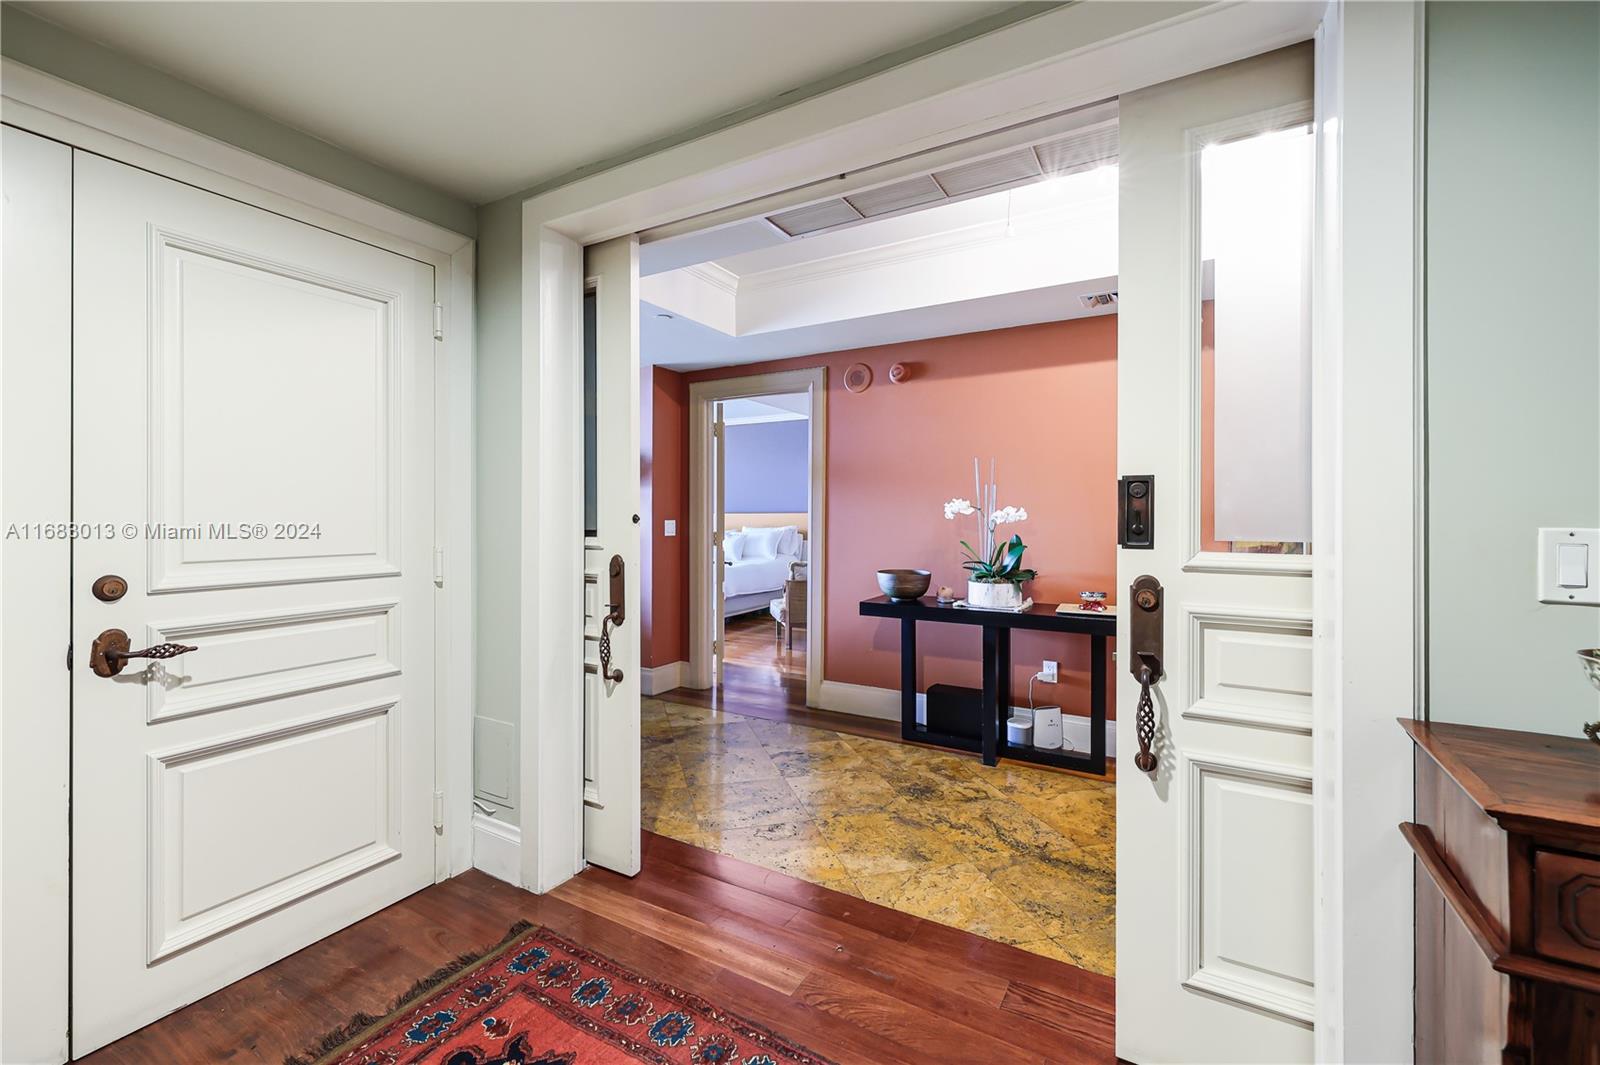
432 790 445 831
432 302 445 342
712 421 723 441
712 639 721 657
66 644 73 670
433 546 446 587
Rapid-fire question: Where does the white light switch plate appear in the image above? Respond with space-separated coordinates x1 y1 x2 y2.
664 519 677 537
1537 527 1600 605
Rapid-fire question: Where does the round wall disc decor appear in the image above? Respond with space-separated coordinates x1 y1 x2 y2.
843 362 873 393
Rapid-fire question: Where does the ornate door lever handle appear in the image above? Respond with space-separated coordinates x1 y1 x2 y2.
89 628 198 678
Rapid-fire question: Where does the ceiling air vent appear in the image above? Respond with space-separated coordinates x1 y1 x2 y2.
1079 291 1118 309
1034 125 1120 177
766 198 863 237
931 147 1043 198
845 175 947 219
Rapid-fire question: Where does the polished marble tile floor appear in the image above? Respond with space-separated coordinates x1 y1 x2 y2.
641 696 1116 975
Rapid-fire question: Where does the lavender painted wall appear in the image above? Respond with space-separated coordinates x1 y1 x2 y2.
725 419 809 512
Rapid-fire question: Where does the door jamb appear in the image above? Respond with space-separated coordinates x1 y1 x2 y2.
0 58 477 1062
687 368 828 706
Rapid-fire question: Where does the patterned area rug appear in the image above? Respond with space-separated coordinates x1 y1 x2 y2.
288 923 832 1065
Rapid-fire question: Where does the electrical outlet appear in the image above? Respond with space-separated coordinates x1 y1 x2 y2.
1041 660 1059 683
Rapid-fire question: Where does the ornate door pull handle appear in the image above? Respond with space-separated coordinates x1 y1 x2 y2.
1129 575 1164 774
89 628 198 678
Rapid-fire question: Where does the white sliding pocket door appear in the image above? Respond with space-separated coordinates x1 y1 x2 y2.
1115 44 1318 1064
581 236 642 876
71 151 438 1054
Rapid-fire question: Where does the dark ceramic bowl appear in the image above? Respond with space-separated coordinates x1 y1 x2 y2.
876 569 932 601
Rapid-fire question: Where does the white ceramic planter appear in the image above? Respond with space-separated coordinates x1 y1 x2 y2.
967 579 1024 610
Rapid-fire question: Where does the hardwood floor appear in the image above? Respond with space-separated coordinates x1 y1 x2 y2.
82 833 1114 1065
724 610 807 680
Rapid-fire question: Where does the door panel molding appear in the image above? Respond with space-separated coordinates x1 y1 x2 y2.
1181 606 1314 734
146 228 404 594
143 600 401 723
146 700 402 962
1181 751 1316 1025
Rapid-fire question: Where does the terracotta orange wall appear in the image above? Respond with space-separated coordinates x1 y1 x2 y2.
642 367 690 668
648 317 1119 718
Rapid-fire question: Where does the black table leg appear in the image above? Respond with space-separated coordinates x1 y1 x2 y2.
900 617 917 743
981 625 1000 766
1089 632 1107 775
996 627 1012 761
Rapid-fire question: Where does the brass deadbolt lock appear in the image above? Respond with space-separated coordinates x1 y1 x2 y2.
92 574 129 602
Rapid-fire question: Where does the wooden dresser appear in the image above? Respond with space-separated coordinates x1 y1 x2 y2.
1402 719 1600 1064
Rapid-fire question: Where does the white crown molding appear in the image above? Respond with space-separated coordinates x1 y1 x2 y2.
683 262 739 296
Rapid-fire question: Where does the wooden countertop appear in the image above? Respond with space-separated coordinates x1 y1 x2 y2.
1400 718 1600 835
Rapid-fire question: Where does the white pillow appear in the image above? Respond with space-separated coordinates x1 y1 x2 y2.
774 525 800 556
722 531 747 561
741 526 784 559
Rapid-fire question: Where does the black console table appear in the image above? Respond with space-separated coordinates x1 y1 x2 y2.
859 596 1115 776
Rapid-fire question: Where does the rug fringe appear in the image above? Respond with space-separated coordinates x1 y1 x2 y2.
283 919 535 1065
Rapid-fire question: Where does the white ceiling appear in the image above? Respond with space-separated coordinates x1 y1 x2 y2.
20 1 1014 204
642 166 1120 369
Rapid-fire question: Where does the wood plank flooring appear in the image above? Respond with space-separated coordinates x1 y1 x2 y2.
724 610 807 681
82 833 1114 1065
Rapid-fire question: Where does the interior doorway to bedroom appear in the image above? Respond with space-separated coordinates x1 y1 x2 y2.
712 391 812 696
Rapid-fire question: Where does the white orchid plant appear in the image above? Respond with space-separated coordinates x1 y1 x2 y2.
943 459 1036 586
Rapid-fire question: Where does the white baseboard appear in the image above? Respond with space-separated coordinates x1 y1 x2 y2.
814 679 1117 753
641 660 687 696
472 811 521 886
814 679 904 720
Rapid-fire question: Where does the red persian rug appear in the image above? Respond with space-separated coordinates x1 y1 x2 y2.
287 923 833 1065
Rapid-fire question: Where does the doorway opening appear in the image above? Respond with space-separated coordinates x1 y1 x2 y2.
634 104 1124 974
714 391 812 691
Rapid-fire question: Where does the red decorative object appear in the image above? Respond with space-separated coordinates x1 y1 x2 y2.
887 362 908 384
302 926 831 1065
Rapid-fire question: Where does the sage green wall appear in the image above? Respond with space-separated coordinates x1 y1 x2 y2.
0 4 475 235
472 194 522 816
1425 1 1600 736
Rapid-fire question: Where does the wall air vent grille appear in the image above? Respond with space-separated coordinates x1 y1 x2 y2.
1034 125 1120 176
1079 291 1119 308
931 148 1043 198
766 198 863 237
845 175 947 219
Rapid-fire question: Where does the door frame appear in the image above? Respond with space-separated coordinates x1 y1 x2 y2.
0 59 477 1062
687 368 828 705
515 3 1420 1060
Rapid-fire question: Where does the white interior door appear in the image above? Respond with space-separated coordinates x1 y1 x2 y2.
1115 44 1318 1064
581 237 642 876
71 150 437 1053
712 400 727 685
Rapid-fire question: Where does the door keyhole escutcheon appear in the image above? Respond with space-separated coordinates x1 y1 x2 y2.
1129 575 1164 774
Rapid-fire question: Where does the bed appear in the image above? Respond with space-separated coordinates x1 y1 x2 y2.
722 521 807 618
